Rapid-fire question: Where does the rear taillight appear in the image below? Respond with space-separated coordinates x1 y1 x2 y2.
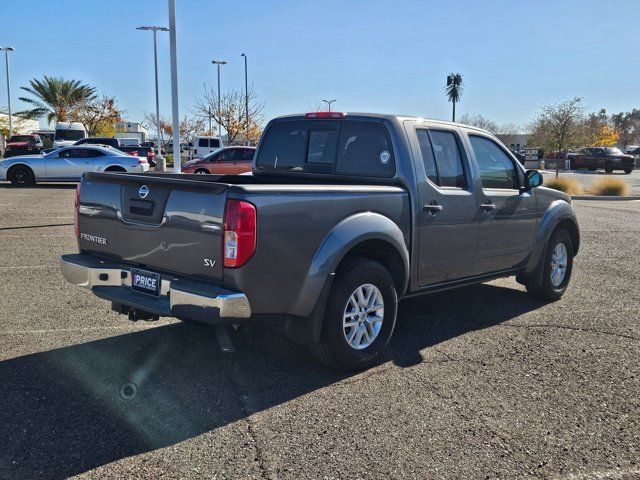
223 199 256 268
138 157 148 164
74 183 81 237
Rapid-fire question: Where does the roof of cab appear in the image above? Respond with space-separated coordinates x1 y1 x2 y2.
271 112 494 136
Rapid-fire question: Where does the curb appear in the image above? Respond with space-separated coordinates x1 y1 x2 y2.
570 195 640 201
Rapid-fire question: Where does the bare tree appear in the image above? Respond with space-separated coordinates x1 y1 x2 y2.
459 113 498 133
193 87 264 145
528 97 586 153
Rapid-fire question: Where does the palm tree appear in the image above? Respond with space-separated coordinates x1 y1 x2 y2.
445 73 464 122
18 76 96 124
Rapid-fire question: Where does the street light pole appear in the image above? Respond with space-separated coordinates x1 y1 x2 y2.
136 26 169 171
211 60 227 138
168 0 181 173
0 47 15 138
241 53 249 145
322 99 336 112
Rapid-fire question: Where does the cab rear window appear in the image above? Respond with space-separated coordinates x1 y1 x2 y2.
256 119 394 177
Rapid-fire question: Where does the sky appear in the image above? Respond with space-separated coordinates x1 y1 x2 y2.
1 0 639 132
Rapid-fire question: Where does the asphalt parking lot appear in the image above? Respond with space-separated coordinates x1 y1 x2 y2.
0 184 638 480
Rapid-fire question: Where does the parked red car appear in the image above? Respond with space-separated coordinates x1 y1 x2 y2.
4 134 43 157
181 146 256 175
568 147 636 174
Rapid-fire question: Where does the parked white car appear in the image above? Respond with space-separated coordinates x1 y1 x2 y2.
53 122 87 148
192 136 223 158
0 145 149 186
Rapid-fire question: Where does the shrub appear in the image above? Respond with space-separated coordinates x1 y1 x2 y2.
544 177 584 195
589 177 630 196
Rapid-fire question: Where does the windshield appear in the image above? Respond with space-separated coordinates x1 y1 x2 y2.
55 130 85 141
9 135 36 143
604 147 622 155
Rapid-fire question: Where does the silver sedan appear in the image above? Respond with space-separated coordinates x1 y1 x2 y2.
0 145 149 186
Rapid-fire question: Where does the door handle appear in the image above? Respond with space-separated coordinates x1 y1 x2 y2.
423 203 443 216
481 202 496 213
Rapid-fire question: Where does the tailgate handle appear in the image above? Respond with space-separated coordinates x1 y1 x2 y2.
130 199 155 216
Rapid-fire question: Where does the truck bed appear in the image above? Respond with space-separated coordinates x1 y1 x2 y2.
77 171 409 316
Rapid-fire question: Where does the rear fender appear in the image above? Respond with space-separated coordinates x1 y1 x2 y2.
289 211 409 318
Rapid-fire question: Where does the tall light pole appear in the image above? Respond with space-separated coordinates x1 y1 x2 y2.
241 53 249 145
211 60 227 138
322 99 336 112
0 47 15 138
168 0 181 173
136 27 168 171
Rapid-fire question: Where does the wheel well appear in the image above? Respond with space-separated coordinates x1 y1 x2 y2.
556 219 580 255
336 239 406 294
104 166 126 172
195 168 210 174
7 163 33 176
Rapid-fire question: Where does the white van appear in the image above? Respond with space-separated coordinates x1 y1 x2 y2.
53 122 87 148
192 136 223 158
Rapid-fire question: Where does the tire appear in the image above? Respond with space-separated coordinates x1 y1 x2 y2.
194 168 210 175
8 165 35 187
604 161 613 174
308 258 398 370
526 228 574 301
624 168 633 174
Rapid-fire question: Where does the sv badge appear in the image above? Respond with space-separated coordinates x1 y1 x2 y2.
204 259 216 268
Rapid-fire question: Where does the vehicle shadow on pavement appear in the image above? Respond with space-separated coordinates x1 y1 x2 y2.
0 283 543 479
0 183 78 189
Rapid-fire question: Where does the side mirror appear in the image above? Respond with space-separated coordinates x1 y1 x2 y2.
524 169 543 189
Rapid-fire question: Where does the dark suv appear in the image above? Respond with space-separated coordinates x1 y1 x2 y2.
568 147 635 174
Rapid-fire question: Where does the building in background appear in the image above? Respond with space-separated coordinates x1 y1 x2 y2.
496 132 530 152
115 121 149 144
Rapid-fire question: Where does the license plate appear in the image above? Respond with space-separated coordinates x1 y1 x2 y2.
131 268 161 296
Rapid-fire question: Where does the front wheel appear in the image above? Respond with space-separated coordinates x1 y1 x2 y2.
526 228 574 301
624 168 633 174
8 165 35 186
309 258 398 370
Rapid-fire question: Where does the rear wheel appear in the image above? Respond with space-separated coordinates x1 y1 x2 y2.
309 258 397 370
526 228 574 301
604 161 613 174
194 168 210 175
8 165 35 186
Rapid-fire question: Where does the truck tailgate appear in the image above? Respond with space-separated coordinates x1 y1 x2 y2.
77 173 228 283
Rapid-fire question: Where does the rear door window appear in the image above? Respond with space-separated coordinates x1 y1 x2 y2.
236 149 255 161
198 138 208 148
209 139 221 148
219 149 236 162
417 130 466 188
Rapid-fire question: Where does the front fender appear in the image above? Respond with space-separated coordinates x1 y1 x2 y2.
289 211 409 318
524 199 579 275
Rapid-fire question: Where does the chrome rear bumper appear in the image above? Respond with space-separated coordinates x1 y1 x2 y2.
60 254 251 322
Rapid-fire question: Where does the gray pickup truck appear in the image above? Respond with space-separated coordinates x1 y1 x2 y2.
61 112 580 370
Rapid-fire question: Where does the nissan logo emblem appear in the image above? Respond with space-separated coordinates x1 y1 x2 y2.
138 185 149 199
